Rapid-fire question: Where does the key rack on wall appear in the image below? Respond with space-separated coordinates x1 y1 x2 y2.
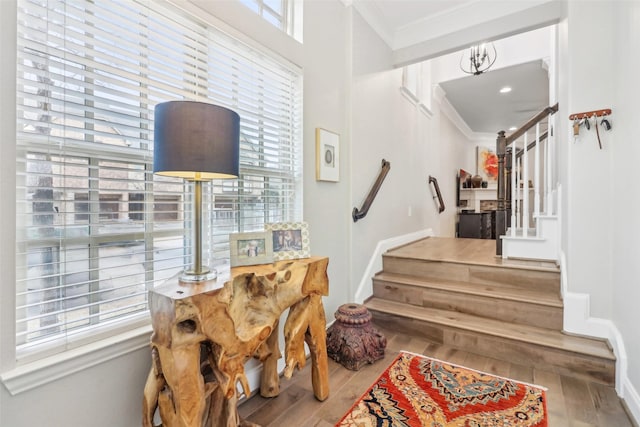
569 108 613 149
568 108 612 121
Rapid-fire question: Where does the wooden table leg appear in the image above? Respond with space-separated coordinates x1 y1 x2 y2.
156 343 206 427
306 294 329 401
260 319 282 398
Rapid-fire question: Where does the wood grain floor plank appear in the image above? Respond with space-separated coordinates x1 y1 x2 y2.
241 383 313 426
589 381 635 427
508 362 535 384
480 355 512 378
561 375 599 424
533 368 571 426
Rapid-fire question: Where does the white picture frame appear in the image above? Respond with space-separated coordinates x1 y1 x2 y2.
316 128 340 182
229 231 273 267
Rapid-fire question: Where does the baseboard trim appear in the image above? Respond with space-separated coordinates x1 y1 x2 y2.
354 228 433 304
623 377 640 427
560 251 639 425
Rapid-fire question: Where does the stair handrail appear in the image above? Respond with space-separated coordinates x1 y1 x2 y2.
353 159 390 222
428 175 445 213
495 103 559 256
505 103 558 145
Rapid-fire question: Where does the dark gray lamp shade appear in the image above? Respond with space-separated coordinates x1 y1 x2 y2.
153 101 240 180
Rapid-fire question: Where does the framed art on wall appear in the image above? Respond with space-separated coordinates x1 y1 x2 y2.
266 222 310 260
229 231 273 267
316 128 340 182
476 146 498 183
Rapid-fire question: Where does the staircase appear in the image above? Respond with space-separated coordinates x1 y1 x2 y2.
364 237 616 386
495 103 560 261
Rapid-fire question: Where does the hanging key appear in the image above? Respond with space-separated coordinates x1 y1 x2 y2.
573 118 580 141
594 114 602 149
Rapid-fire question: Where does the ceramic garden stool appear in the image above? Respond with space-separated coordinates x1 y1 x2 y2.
326 303 387 370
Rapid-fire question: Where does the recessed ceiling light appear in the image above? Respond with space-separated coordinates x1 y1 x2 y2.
509 126 517 131
500 86 512 94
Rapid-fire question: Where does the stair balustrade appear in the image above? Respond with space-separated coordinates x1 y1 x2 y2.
495 103 558 256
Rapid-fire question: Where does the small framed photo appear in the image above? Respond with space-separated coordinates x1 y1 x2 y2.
316 128 339 182
266 222 310 261
229 231 273 267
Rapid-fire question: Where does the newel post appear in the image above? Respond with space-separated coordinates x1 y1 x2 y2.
495 130 507 256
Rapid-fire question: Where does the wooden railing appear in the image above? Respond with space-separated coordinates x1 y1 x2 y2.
353 159 390 222
495 103 558 256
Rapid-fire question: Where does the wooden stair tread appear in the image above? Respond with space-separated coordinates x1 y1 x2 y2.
373 272 563 307
365 298 615 361
386 237 560 273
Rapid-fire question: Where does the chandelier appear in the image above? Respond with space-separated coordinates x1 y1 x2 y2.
460 43 497 75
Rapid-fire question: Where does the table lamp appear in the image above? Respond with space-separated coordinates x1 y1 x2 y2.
153 101 240 282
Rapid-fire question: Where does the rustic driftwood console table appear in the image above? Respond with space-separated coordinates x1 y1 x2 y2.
142 257 330 427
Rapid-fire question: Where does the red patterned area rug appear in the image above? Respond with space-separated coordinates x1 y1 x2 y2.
336 351 548 427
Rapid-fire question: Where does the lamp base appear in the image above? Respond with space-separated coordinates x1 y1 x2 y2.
179 267 217 283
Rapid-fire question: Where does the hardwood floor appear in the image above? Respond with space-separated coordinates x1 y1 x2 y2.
238 322 635 427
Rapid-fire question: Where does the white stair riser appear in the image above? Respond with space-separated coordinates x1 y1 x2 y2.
503 216 559 261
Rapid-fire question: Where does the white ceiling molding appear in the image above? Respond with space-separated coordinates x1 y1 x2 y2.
392 1 563 68
433 85 475 140
432 84 447 105
433 85 497 142
351 1 395 48
393 0 556 50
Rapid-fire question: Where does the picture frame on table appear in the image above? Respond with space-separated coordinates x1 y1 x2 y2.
316 128 340 182
265 222 310 261
229 231 273 267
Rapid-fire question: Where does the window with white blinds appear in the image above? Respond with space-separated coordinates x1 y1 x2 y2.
239 0 293 34
16 0 302 358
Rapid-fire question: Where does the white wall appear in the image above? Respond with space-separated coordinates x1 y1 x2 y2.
611 0 640 414
563 1 614 319
302 0 351 319
1 348 150 426
558 0 640 418
350 9 434 293
432 106 478 236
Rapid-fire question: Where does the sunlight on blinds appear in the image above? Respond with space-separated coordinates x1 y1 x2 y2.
15 0 302 357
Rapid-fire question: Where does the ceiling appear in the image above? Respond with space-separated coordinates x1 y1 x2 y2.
439 60 549 134
351 0 550 135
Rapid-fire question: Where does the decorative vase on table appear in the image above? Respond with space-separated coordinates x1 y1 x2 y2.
471 175 483 188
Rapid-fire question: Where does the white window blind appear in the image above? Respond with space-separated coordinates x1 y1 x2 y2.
16 0 302 358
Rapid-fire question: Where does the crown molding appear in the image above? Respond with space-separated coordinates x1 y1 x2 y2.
433 85 498 142
350 1 394 48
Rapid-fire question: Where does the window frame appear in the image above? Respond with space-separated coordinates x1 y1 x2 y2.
0 0 303 394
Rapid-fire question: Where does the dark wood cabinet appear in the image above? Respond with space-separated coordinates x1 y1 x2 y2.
458 211 493 239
